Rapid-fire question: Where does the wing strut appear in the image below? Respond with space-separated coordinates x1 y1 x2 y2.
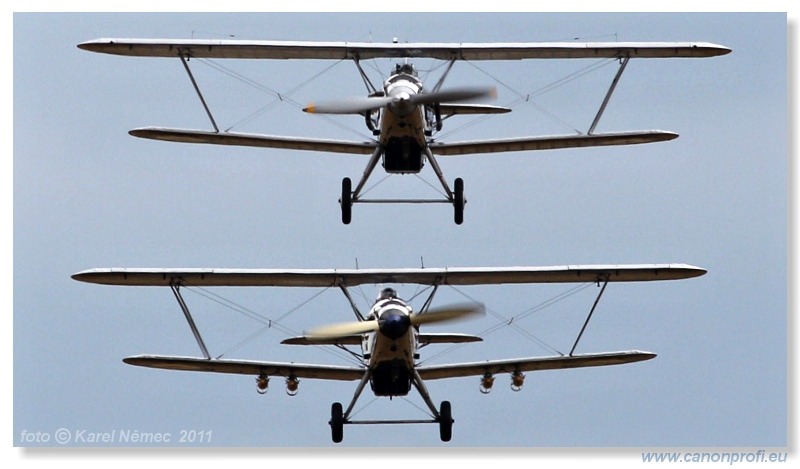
179 52 220 133
431 59 457 93
170 282 211 359
588 56 629 135
338 280 366 322
569 278 608 356
417 282 442 314
353 59 378 94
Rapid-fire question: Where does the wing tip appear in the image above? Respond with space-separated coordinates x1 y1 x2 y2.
679 264 708 278
76 39 102 52
71 269 100 283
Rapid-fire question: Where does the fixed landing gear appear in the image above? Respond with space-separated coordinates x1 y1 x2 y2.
338 145 468 224
339 172 467 225
438 400 453 442
340 178 352 225
327 399 454 443
453 178 465 225
340 176 466 225
330 402 344 443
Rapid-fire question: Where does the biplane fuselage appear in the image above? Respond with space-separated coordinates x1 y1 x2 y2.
377 71 428 174
361 296 418 396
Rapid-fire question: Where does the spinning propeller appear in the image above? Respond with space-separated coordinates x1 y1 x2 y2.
303 87 496 115
305 303 484 340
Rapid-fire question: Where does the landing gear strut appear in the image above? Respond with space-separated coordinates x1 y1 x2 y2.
339 145 468 225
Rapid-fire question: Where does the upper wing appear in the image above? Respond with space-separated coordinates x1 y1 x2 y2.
78 39 730 60
418 350 655 380
71 264 706 287
430 130 677 156
129 127 377 155
123 355 364 381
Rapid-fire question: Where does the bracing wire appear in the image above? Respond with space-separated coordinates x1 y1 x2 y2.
418 282 596 364
193 57 373 141
181 285 363 366
435 57 618 140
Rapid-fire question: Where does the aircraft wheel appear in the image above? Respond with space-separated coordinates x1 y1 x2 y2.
340 178 352 225
330 402 344 443
453 178 464 225
438 400 453 442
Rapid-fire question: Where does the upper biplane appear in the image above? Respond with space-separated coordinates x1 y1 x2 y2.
72 263 706 443
78 38 730 224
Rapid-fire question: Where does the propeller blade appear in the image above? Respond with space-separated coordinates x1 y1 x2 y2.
410 303 485 326
303 96 393 115
304 86 495 115
409 87 497 106
305 303 483 339
305 320 379 339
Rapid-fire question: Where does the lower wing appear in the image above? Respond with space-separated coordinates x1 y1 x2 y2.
129 127 378 155
417 350 656 380
123 355 364 381
123 351 652 382
429 130 678 155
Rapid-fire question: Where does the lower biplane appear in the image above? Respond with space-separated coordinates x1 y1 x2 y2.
78 39 730 224
72 263 706 443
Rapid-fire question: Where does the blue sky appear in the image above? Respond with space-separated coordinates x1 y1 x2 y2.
8 5 791 463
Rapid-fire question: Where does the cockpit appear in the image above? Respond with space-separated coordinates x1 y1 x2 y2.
394 63 417 77
377 287 397 301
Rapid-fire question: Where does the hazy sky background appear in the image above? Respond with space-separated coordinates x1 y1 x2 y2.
9 6 790 460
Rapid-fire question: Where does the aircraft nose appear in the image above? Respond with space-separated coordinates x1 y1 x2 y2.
378 310 410 340
388 88 416 116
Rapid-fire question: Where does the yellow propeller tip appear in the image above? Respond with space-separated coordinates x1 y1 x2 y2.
303 103 316 113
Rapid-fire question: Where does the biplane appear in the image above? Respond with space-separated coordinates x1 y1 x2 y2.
77 38 730 224
72 263 706 443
